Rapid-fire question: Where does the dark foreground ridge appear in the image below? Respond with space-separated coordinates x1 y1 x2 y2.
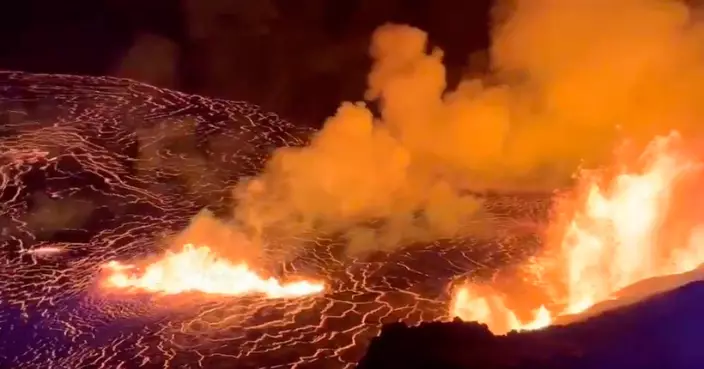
358 280 704 369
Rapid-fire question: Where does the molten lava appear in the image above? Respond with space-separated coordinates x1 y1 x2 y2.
451 132 704 334
102 244 325 298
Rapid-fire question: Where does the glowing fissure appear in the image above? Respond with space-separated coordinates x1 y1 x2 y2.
103 244 325 298
451 132 704 334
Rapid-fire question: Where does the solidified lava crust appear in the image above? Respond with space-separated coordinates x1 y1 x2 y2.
0 71 549 369
358 281 704 369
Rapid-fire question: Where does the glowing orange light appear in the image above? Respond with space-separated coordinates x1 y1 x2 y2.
450 285 552 334
451 132 704 334
102 244 325 299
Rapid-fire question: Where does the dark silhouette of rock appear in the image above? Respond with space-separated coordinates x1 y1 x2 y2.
358 280 704 369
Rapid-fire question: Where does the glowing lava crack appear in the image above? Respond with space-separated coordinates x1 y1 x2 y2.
103 244 325 298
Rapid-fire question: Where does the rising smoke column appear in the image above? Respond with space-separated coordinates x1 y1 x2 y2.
231 0 704 256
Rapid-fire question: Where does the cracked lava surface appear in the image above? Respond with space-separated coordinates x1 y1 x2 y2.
0 71 549 369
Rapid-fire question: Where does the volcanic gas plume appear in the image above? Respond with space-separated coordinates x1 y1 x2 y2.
451 131 704 334
227 0 704 258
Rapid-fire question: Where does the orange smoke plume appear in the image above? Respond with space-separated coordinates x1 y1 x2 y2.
232 0 704 255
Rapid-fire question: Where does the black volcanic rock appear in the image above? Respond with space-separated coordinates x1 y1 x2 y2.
358 280 704 369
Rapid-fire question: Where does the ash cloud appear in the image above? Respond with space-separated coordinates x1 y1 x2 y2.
225 0 704 257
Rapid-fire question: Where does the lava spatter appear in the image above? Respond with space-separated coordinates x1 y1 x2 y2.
0 71 539 369
451 131 704 334
102 243 325 298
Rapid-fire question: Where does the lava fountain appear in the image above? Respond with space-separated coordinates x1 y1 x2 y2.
102 244 325 298
451 131 704 334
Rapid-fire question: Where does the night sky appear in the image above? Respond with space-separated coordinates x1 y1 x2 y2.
0 0 492 126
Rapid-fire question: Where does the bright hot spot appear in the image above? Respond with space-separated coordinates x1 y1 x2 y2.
451 132 704 334
102 244 325 299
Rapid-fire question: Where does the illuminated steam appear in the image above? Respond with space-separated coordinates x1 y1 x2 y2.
193 0 704 257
